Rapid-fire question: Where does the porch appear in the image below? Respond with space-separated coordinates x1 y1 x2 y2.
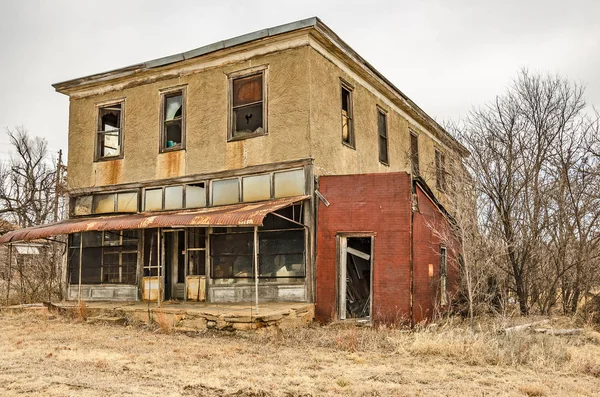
54 300 315 331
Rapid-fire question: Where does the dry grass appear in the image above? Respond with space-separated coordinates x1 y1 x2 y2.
0 310 599 396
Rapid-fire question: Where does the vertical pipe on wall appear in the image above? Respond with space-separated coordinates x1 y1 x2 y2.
78 235 83 303
158 229 162 308
254 225 259 315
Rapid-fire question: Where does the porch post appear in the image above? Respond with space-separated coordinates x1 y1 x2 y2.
157 229 162 308
254 225 259 315
78 235 83 302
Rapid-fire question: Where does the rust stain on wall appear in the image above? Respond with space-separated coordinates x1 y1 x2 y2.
157 150 185 179
96 160 123 186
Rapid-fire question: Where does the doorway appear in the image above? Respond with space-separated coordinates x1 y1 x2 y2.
162 230 185 300
339 235 373 320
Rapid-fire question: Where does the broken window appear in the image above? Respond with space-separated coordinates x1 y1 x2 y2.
341 82 354 147
161 89 185 151
274 169 305 198
410 132 419 176
440 246 448 306
68 230 139 285
212 178 240 206
185 183 206 208
378 108 388 165
230 70 266 139
73 195 93 216
210 229 254 278
242 174 271 202
96 102 123 160
435 149 446 191
92 193 116 214
164 185 183 210
210 207 306 279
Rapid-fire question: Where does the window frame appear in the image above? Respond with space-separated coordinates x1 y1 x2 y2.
227 65 268 142
95 99 125 161
410 131 419 176
159 85 187 153
435 148 447 191
440 246 448 306
340 79 355 149
377 106 389 166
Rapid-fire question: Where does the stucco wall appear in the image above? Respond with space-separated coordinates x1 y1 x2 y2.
308 47 446 196
67 46 311 190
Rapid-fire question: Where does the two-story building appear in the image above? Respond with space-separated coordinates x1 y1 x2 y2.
0 17 468 325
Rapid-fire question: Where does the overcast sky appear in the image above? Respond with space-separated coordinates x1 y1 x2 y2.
0 0 598 161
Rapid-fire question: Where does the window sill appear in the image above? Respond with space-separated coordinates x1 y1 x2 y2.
341 141 356 150
159 146 185 154
94 155 123 163
379 160 389 167
228 131 268 142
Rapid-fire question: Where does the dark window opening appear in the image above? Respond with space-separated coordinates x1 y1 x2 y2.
435 149 447 191
161 91 184 151
440 246 448 305
341 84 354 147
210 207 305 279
378 109 388 165
411 133 419 176
97 103 122 159
231 73 264 138
68 230 139 285
187 228 206 276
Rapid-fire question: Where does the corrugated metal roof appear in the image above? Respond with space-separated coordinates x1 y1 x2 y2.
0 196 309 243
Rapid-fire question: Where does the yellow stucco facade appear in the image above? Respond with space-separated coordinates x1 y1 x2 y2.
62 26 464 204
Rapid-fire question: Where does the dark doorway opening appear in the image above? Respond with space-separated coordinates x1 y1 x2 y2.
339 236 372 320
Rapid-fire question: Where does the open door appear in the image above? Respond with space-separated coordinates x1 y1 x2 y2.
162 229 185 300
339 235 373 321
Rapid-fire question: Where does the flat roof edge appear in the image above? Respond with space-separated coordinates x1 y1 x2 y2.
52 17 319 92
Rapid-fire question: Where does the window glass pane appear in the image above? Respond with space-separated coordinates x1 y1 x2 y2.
100 104 121 131
185 183 206 208
188 251 206 276
82 231 103 247
100 132 121 158
144 188 163 211
187 228 205 249
234 103 263 136
210 232 253 278
103 231 121 246
260 253 304 277
117 192 138 212
379 135 388 164
242 174 271 202
212 178 240 206
274 169 305 198
164 94 182 121
164 185 183 210
74 196 93 216
233 74 262 107
92 194 115 214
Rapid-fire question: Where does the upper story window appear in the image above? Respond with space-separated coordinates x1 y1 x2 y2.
96 101 124 160
160 87 186 152
377 107 388 165
229 66 267 140
410 132 419 176
341 81 354 148
435 149 447 191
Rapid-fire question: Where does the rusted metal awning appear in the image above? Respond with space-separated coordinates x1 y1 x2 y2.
0 195 310 243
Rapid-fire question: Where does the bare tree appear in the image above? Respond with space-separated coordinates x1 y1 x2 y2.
459 69 600 315
0 126 67 304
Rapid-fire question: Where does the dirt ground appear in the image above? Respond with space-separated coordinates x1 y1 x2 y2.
0 309 599 396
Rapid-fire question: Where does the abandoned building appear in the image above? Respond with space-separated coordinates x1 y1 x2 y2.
0 17 467 325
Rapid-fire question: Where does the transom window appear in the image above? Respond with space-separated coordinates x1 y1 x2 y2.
96 101 124 160
229 67 267 140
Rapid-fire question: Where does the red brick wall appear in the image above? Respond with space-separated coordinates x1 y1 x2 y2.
315 173 412 324
412 186 459 323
